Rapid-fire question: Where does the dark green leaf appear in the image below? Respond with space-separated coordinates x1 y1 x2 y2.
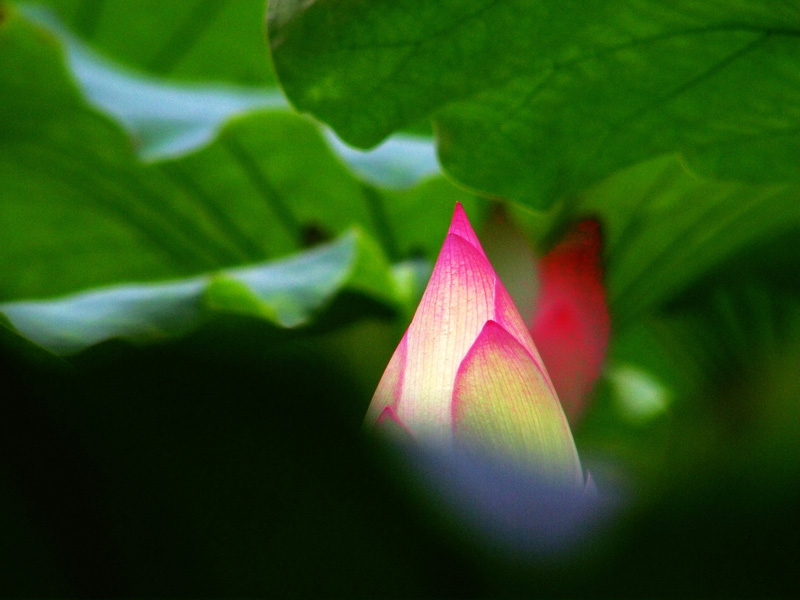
268 0 800 208
571 156 800 329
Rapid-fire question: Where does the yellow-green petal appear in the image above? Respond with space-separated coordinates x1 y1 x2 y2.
452 321 583 487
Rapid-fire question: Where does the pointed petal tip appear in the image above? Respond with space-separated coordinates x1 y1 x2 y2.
374 406 415 442
447 202 486 257
475 319 510 345
377 405 403 426
452 319 582 484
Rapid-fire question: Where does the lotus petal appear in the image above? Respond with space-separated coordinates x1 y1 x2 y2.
452 321 582 487
532 219 609 421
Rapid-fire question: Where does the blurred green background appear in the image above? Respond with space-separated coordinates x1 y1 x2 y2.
1 1 798 597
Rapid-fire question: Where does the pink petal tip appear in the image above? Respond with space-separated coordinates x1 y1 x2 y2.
448 202 487 258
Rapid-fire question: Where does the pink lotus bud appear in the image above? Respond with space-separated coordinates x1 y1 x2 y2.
366 203 584 488
531 219 610 422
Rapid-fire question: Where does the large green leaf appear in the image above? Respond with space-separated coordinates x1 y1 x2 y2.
27 0 275 84
21 3 444 187
0 230 408 355
0 7 483 353
268 0 800 209
0 7 471 299
4 3 795 359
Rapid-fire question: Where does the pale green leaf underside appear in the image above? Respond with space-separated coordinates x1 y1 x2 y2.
0 230 403 355
22 4 444 185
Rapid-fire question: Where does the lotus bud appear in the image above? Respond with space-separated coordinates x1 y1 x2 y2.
531 219 610 422
366 203 584 489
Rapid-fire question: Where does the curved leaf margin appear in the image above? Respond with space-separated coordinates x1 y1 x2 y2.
0 230 411 355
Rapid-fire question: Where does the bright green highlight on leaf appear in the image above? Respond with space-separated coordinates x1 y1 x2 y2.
607 364 671 424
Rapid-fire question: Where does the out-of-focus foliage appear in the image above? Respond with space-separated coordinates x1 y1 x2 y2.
574 156 800 329
32 0 276 84
1 0 797 597
0 5 477 346
2 230 408 355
